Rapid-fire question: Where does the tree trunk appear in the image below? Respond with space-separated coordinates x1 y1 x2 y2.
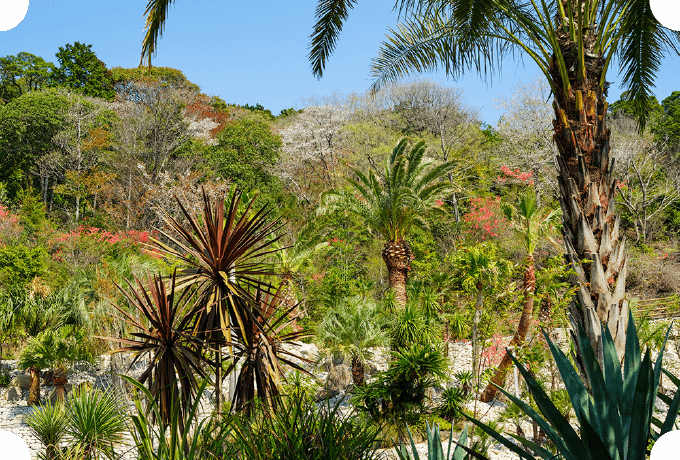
28 366 41 406
480 255 536 402
382 239 413 308
54 371 68 402
471 283 483 380
280 275 302 330
351 357 365 387
551 13 628 373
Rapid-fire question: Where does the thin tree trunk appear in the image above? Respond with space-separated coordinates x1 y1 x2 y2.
480 255 536 402
382 239 413 308
472 283 483 380
552 9 628 372
215 349 222 416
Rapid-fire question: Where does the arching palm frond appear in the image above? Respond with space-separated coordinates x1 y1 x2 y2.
140 0 175 66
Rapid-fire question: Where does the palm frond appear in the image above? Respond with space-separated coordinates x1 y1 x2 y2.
140 0 175 66
618 0 679 131
309 0 359 78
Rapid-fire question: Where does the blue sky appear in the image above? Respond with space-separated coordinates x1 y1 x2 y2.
2 0 680 124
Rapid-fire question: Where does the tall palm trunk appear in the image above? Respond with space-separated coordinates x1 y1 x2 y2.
382 239 413 308
280 275 302 330
480 254 536 402
551 11 628 371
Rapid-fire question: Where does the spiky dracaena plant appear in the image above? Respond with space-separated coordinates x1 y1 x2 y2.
227 286 312 415
152 187 283 414
308 0 680 371
99 272 208 433
319 139 454 308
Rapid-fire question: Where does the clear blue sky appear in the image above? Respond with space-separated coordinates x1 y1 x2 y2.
2 0 679 124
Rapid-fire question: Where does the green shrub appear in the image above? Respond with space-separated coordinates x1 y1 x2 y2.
0 244 48 285
354 343 448 426
222 389 382 460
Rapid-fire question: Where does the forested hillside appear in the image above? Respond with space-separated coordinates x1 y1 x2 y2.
2 41 680 456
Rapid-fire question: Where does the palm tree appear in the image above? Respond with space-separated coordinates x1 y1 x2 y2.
316 296 388 386
480 191 560 402
309 0 680 368
453 243 510 379
319 139 454 307
270 226 330 326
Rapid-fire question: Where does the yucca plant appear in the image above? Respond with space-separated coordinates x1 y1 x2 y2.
99 271 208 432
125 376 227 460
66 388 126 460
465 309 680 460
153 187 283 414
395 424 470 460
26 400 68 460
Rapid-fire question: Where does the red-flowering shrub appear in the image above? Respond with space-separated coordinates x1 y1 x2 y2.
463 196 504 240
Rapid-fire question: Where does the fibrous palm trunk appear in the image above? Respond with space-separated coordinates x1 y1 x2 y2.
551 10 628 373
351 357 365 387
28 366 41 405
382 239 413 308
480 255 536 402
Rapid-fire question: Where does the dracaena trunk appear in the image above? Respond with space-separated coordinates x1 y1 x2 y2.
551 18 628 374
382 239 412 308
480 255 536 402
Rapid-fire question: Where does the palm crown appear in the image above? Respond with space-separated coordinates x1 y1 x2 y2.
319 139 453 242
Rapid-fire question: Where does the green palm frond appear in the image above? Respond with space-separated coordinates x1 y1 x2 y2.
309 0 359 78
140 0 175 66
617 0 680 131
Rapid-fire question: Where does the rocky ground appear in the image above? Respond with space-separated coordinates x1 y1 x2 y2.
2 328 680 460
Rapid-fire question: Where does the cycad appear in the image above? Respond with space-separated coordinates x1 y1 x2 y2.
319 139 454 307
316 296 388 386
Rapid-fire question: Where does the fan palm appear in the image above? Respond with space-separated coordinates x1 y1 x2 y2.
319 139 454 307
480 191 560 402
309 0 680 369
316 296 388 386
153 188 283 414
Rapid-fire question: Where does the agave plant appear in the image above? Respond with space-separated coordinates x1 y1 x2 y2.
465 309 680 460
99 272 208 431
228 286 311 415
395 424 470 460
153 187 283 414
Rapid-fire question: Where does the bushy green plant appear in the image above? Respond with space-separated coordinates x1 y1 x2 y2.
26 400 67 460
389 304 441 351
354 343 448 425
466 310 680 460
222 388 383 460
125 377 226 460
0 365 10 386
439 387 470 422
66 388 126 460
